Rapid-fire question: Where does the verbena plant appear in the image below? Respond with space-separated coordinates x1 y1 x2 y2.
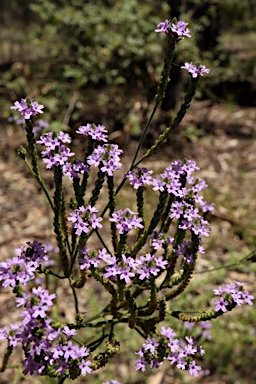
0 18 254 384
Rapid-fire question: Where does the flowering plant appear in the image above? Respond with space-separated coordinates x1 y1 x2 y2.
1 18 254 383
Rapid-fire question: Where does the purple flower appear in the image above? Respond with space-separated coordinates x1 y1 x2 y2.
151 235 166 250
104 265 120 280
76 123 108 142
98 248 113 263
214 296 229 312
136 253 167 280
170 20 191 38
150 358 163 369
63 340 80 360
242 291 254 306
68 205 103 236
213 280 254 312
181 62 210 78
191 218 211 237
155 19 170 34
167 338 180 353
125 167 153 189
37 131 75 170
22 356 45 375
87 144 122 175
135 357 148 372
62 160 89 180
102 254 139 284
0 257 36 287
143 337 159 355
155 19 191 38
151 177 165 192
109 208 144 234
176 359 187 370
0 241 49 288
213 287 224 295
11 98 44 120
79 359 92 376
160 326 176 340
188 360 202 377
62 326 77 338
170 201 184 219
78 246 101 270
119 268 135 284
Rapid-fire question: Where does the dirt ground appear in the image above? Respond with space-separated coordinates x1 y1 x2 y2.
1 101 256 383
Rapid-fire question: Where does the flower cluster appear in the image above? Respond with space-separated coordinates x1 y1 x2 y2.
78 248 168 284
37 129 122 178
127 160 213 242
181 62 210 78
214 281 254 312
135 326 204 377
104 253 168 283
76 123 108 142
37 130 91 179
0 241 48 288
125 167 154 189
37 131 75 168
109 208 144 234
68 205 103 236
155 19 191 38
173 240 204 265
11 98 44 120
87 143 123 176
0 287 92 377
170 20 191 38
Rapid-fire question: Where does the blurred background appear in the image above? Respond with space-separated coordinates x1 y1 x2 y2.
1 0 256 137
0 1 256 383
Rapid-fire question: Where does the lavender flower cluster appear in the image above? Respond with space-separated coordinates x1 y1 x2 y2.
11 98 44 120
155 19 191 38
36 127 122 179
0 240 48 288
214 281 254 312
135 327 204 377
0 285 92 377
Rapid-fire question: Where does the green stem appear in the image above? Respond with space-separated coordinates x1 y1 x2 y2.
165 257 197 301
168 300 237 322
131 104 158 167
21 154 55 211
129 190 168 256
69 278 80 314
58 377 66 384
95 229 112 254
53 166 69 276
107 175 118 252
131 34 176 166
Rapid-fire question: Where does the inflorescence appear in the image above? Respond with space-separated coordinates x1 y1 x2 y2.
1 17 253 384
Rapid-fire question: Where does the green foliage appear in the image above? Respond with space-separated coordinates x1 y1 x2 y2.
24 0 171 130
